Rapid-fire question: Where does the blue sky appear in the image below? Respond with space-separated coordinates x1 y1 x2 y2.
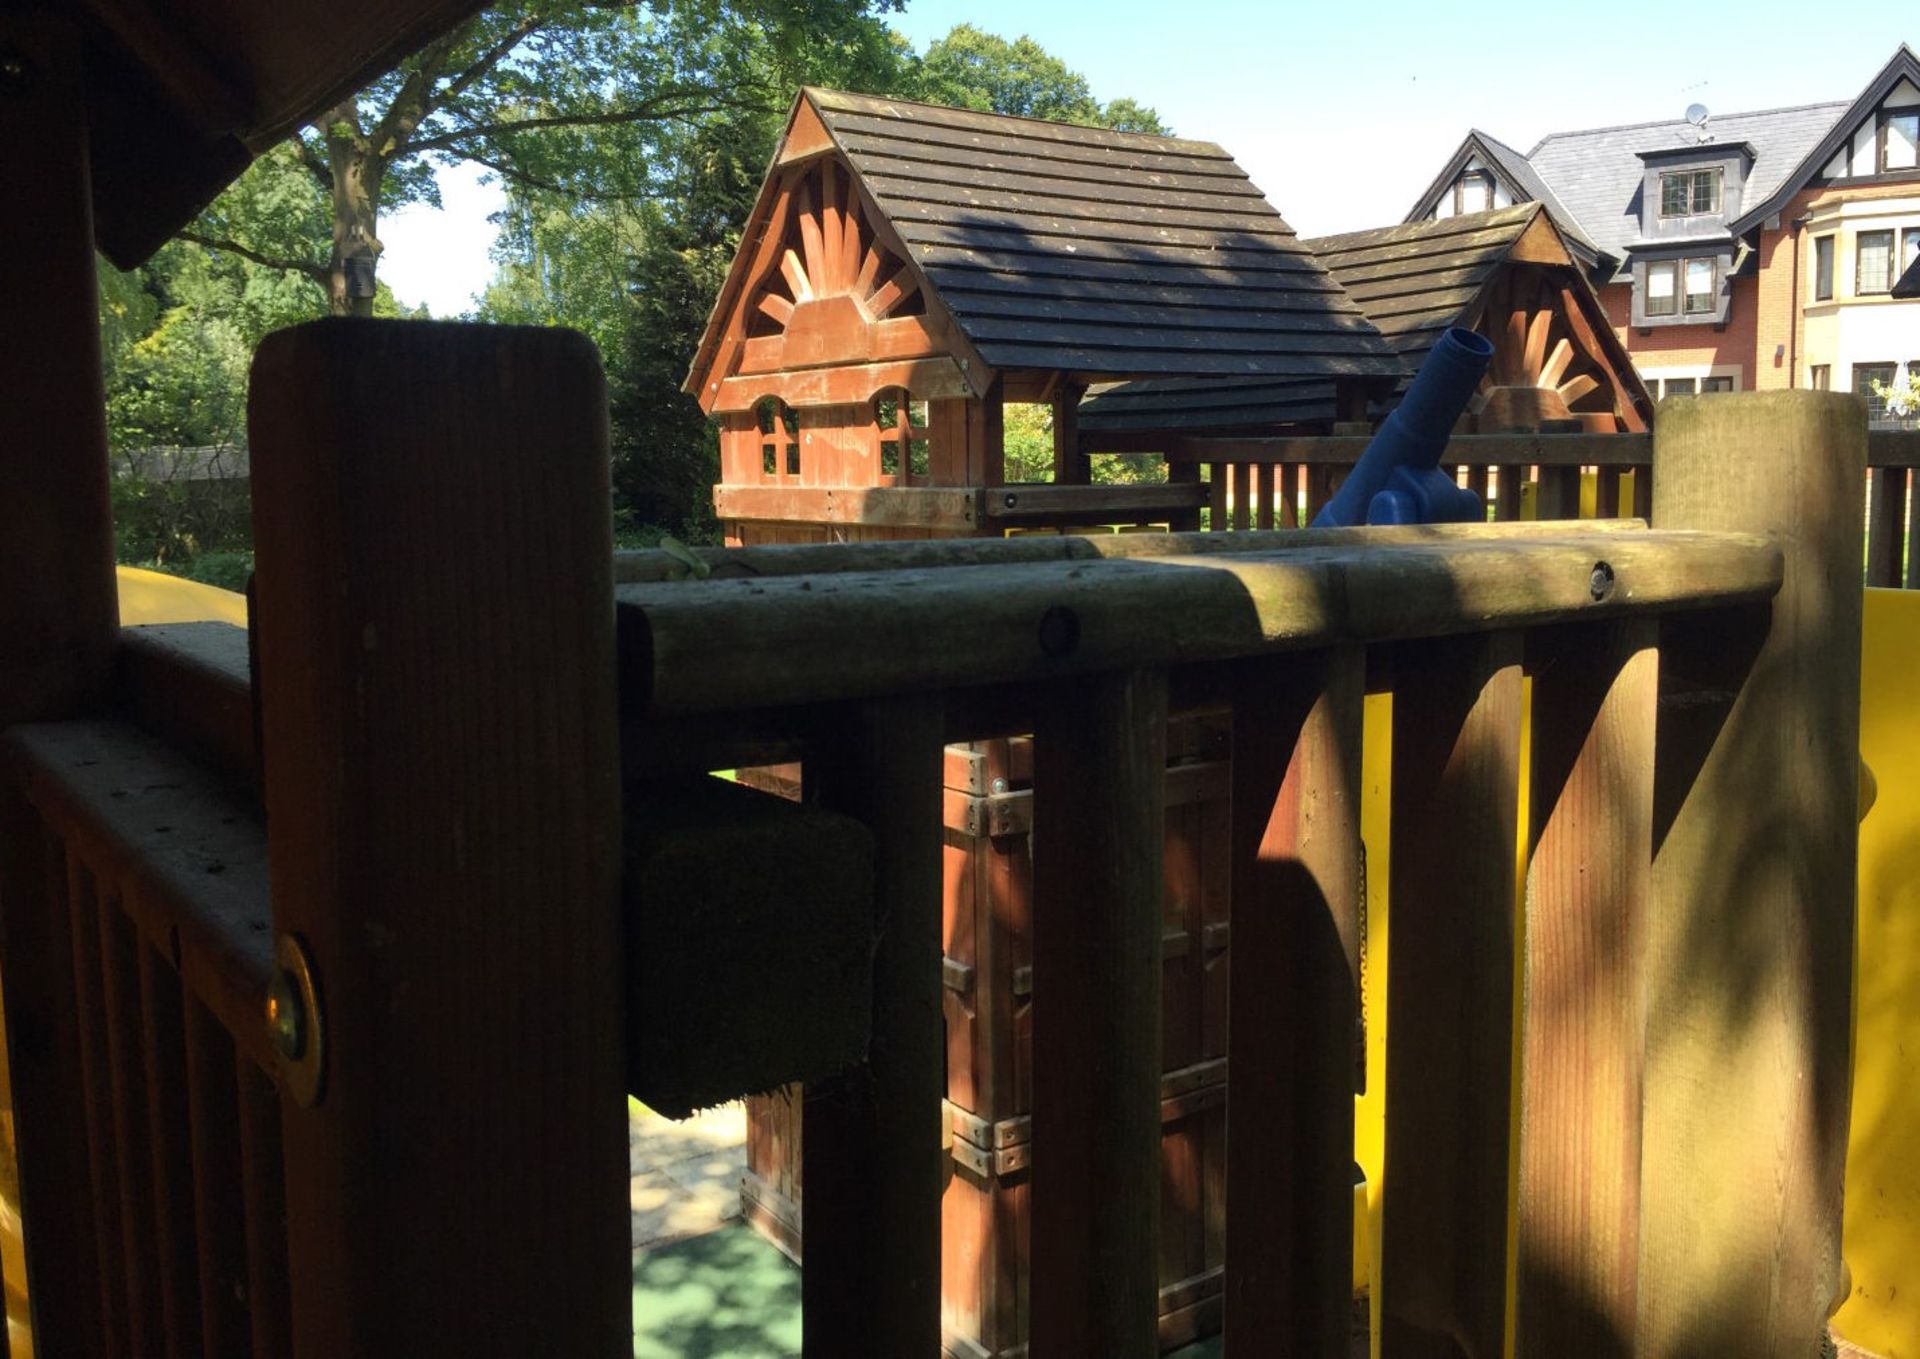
380 0 1898 315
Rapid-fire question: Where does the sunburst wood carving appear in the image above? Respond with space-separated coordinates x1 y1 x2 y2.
1471 271 1612 431
747 157 923 344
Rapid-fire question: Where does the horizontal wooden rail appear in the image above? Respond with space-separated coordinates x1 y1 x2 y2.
619 528 1780 715
615 516 1650 585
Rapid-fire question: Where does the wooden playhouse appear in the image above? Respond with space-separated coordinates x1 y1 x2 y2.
683 87 1407 546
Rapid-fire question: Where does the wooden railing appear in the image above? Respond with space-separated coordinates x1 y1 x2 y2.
1161 425 1920 589
0 323 1867 1359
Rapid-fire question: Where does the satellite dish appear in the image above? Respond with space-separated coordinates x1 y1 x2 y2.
1685 103 1710 126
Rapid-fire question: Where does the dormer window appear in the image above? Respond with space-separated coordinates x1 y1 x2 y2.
1880 109 1918 173
1659 167 1722 216
1646 257 1717 317
1454 170 1493 214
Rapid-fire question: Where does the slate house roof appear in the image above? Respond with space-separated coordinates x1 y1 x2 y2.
1407 46 1920 277
1525 102 1848 260
686 89 1404 402
1407 131 1602 264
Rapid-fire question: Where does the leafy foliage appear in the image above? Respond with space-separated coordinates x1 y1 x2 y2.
908 25 1166 133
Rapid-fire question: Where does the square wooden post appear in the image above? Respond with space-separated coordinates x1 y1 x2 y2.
1642 391 1863 1357
249 320 629 1356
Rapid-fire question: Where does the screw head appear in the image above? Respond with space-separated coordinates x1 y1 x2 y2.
0 48 34 91
1588 560 1616 601
266 971 306 1061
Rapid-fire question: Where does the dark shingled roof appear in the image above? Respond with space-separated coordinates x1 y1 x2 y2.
1081 205 1542 436
802 88 1402 383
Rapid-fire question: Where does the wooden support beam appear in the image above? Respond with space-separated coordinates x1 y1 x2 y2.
1380 631 1523 1359
1865 466 1905 588
0 11 118 727
1641 392 1863 1357
1030 669 1167 1359
1224 648 1363 1356
802 696 947 1358
1516 620 1657 1357
250 322 628 1355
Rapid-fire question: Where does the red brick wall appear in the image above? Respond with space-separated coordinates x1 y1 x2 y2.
1599 277 1760 389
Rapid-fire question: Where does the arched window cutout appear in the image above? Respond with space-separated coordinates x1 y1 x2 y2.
755 397 800 478
874 387 930 480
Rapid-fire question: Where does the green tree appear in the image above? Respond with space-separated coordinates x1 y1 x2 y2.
908 25 1166 132
177 0 903 317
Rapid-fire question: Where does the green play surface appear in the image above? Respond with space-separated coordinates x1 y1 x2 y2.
632 1223 1223 1358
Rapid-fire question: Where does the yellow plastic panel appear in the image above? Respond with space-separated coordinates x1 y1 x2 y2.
1832 588 1920 1356
116 565 248 626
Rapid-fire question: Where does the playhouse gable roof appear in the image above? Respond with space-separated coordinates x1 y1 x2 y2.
685 89 1400 409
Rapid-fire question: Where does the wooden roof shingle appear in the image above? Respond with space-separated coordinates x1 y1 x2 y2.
685 89 1402 398
1080 203 1647 437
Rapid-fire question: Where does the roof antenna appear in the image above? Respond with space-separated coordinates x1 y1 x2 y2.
1685 102 1712 143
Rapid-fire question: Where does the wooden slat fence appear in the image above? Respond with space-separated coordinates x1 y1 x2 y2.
0 314 1868 1359
1160 425 1920 589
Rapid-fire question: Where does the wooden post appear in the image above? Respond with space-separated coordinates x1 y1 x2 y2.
1864 466 1904 587
1380 632 1523 1359
0 26 121 1341
1641 391 1863 1357
1052 382 1089 485
250 320 629 1356
1030 669 1166 1359
0 12 118 728
1224 648 1364 1356
1515 620 1657 1357
802 695 946 1358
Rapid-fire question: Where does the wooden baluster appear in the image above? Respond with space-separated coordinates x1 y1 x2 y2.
1232 463 1252 531
1907 469 1920 590
1495 463 1523 522
1537 464 1582 521
1030 669 1167 1359
1593 465 1621 519
1224 649 1364 1356
183 997 252 1356
1380 632 1522 1359
1168 458 1204 533
139 942 203 1356
802 695 946 1358
98 896 160 1355
235 1058 291 1358
1256 462 1276 530
1641 392 1863 1355
66 852 130 1353
1515 621 1657 1357
250 322 628 1353
1866 466 1904 587
1467 463 1490 512
1209 463 1228 532
1280 464 1300 528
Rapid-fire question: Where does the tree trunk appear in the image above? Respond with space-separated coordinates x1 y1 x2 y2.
324 101 384 318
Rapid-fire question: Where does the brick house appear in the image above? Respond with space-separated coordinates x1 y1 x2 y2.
1409 46 1920 422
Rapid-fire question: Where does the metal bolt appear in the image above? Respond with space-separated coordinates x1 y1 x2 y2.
991 777 1009 795
1588 560 1616 601
1003 492 1018 509
1037 604 1080 658
0 47 34 92
266 970 306 1061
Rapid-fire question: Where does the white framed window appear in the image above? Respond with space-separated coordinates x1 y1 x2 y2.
1659 167 1722 215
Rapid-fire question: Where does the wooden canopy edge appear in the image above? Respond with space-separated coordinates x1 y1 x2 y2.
60 0 492 267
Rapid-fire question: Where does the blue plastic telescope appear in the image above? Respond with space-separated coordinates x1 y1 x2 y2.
1311 327 1495 528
